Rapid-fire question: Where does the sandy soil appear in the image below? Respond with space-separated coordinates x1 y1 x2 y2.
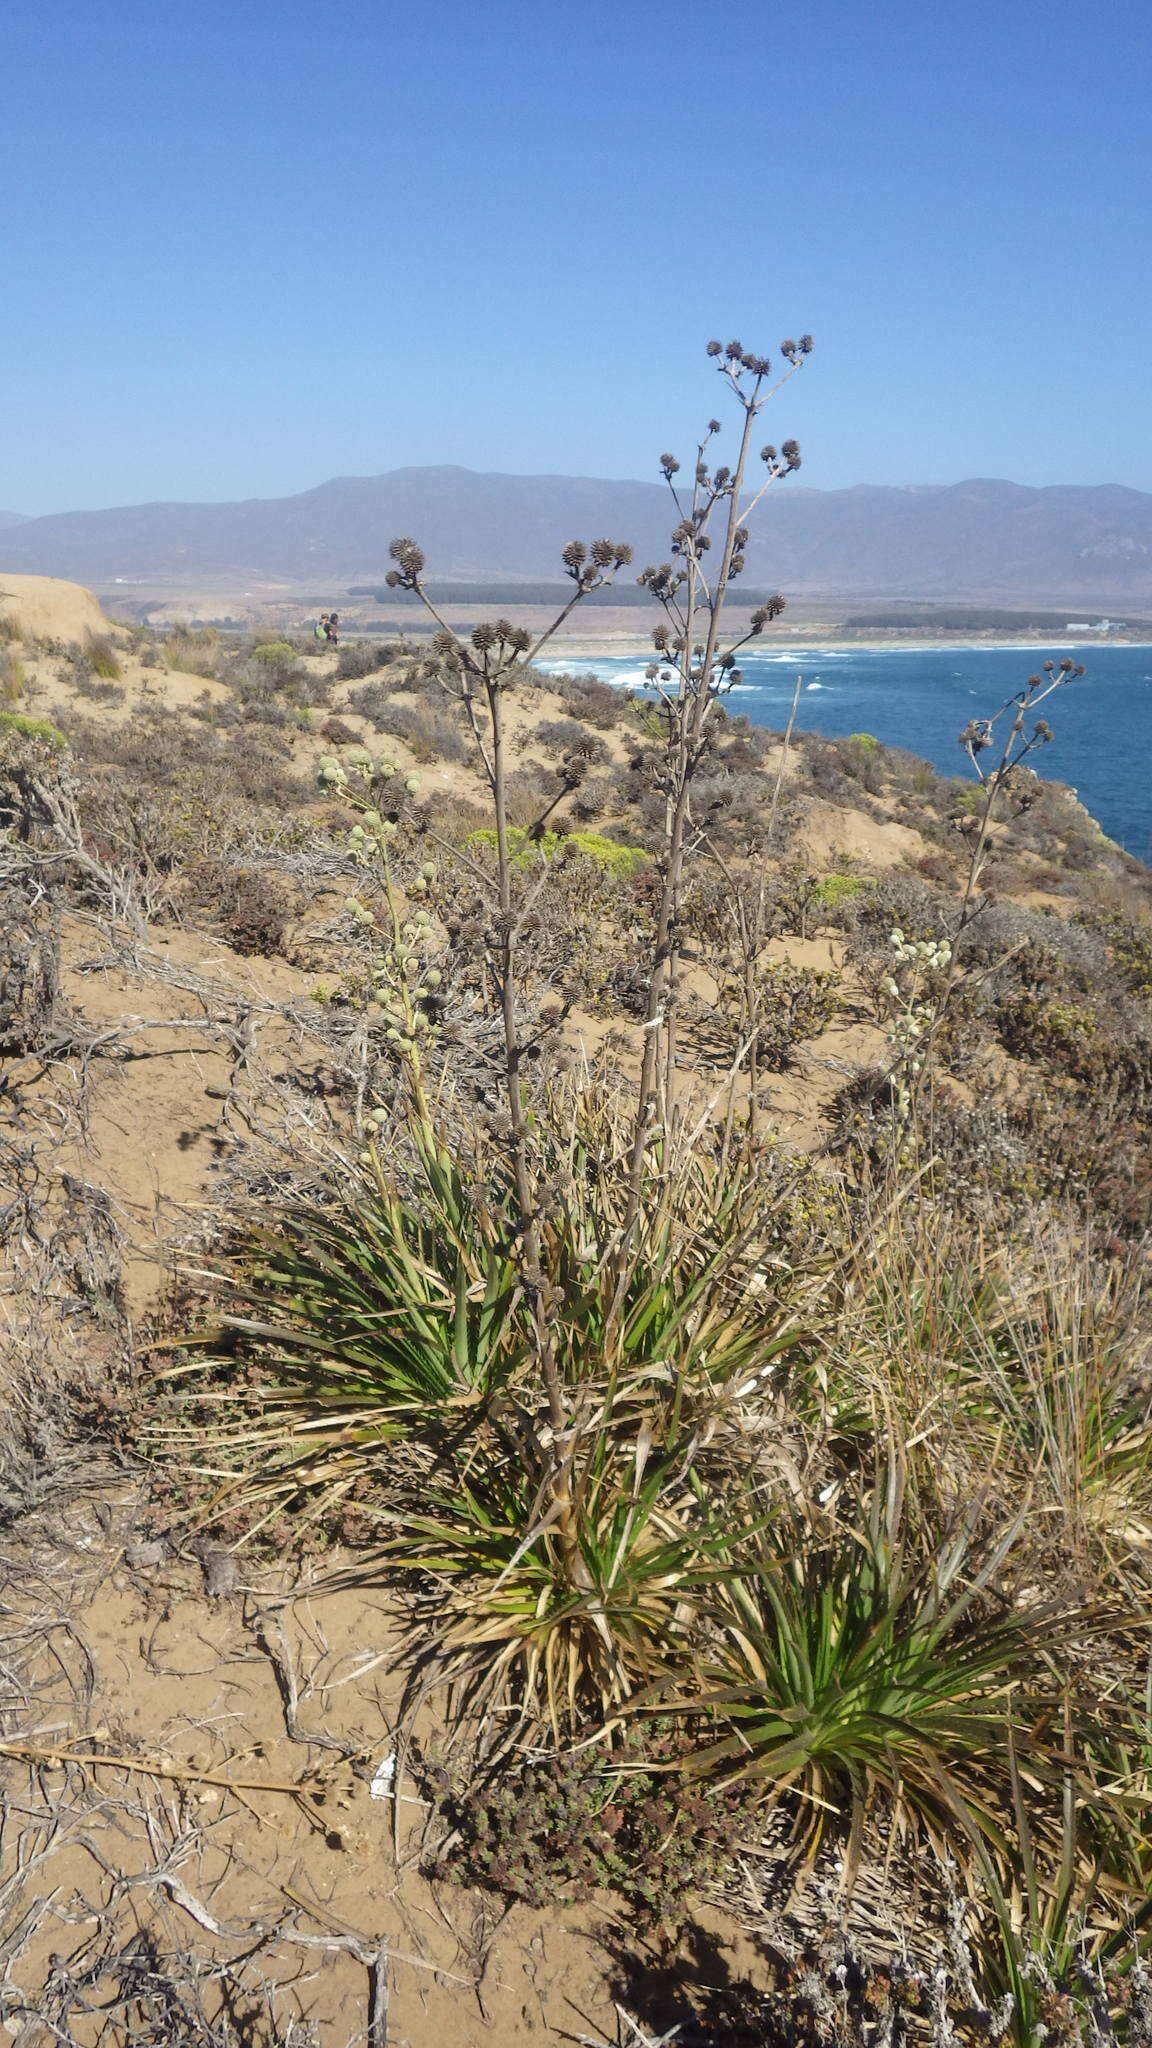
3 573 1086 2039
0 572 124 645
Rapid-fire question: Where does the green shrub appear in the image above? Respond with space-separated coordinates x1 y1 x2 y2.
249 640 298 670
848 731 880 754
811 870 872 914
467 825 648 875
656 1486 1098 1859
0 711 65 746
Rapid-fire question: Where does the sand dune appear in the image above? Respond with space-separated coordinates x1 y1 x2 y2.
0 570 122 644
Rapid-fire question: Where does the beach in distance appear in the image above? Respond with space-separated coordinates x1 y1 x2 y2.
536 639 1152 861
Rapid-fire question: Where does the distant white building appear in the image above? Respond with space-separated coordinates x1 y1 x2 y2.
1065 619 1122 633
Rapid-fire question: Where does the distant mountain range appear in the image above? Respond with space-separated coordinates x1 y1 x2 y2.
3 468 1152 605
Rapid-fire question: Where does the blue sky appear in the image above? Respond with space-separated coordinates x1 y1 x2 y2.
5 0 1151 512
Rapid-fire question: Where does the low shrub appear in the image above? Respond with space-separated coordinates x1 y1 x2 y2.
349 690 468 762
0 650 25 705
467 825 648 875
429 1738 754 1927
552 672 629 728
249 640 299 670
336 642 403 681
85 633 123 680
1076 908 1152 997
811 870 872 918
534 717 612 763
71 673 126 706
0 711 65 746
180 860 291 956
347 679 403 722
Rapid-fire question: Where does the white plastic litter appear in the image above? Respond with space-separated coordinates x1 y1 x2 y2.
369 1751 396 1801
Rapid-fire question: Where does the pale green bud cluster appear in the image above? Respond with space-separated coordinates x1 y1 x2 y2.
889 929 952 971
368 909 446 1048
881 928 952 1088
346 813 397 862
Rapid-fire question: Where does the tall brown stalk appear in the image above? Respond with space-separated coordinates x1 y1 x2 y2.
912 657 1086 1121
617 337 812 1243
381 541 632 1564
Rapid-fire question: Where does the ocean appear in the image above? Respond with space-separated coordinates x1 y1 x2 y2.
534 644 1152 863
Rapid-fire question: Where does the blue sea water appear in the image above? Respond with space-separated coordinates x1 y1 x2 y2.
534 645 1152 864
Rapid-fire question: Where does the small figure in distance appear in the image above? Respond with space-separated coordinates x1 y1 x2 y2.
314 613 331 646
326 612 340 647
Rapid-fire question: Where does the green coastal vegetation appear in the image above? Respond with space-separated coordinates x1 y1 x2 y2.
5 341 1152 2041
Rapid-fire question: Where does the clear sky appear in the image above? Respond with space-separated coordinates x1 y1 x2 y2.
5 0 1151 513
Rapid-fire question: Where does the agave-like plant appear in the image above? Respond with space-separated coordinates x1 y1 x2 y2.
390 1408 733 1737
160 1131 526 1532
163 1098 812 1543
641 1474 1099 1861
962 1726 1152 2048
973 1245 1152 1581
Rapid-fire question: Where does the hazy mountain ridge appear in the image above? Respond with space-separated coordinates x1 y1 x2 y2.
3 467 1152 604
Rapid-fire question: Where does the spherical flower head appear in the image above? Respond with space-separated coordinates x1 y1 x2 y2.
405 775 421 795
659 453 680 478
471 623 497 651
705 340 723 358
562 540 588 574
388 537 425 586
